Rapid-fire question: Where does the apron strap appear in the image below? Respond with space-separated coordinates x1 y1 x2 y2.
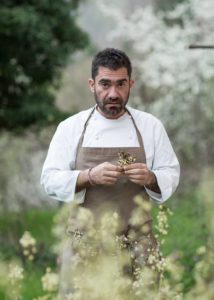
126 108 144 148
77 106 144 149
75 106 96 155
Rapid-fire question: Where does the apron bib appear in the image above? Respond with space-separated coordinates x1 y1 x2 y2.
75 107 153 231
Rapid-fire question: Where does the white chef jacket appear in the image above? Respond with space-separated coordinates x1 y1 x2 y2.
41 106 180 204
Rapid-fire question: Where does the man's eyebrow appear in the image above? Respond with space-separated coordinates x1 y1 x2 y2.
98 79 111 83
116 79 128 83
98 78 128 83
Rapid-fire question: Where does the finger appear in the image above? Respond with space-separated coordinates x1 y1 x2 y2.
124 169 147 175
127 174 146 181
104 171 122 178
105 164 123 172
123 163 147 171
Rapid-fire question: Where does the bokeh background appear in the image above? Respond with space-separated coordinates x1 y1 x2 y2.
0 0 213 299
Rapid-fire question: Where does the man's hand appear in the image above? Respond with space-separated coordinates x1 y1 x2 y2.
76 162 123 192
123 163 161 193
90 162 123 185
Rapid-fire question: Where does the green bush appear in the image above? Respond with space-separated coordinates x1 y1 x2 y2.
0 209 57 262
0 0 89 129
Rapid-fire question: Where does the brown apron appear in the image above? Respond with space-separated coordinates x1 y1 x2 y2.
59 107 158 296
74 107 156 243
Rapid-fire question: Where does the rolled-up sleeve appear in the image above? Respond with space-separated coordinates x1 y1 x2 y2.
40 122 81 202
146 120 180 203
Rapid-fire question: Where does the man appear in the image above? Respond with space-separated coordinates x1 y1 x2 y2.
41 48 180 293
41 48 179 211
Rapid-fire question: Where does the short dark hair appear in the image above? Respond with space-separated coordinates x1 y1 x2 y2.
91 48 132 79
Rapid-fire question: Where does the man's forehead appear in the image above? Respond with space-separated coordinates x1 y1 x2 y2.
96 66 129 80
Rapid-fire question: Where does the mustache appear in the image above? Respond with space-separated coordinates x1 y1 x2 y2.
104 98 122 104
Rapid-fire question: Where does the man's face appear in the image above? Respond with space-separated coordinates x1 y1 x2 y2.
88 67 134 119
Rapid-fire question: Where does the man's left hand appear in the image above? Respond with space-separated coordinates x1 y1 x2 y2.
123 163 160 193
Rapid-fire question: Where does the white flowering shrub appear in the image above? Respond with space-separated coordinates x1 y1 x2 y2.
1 173 214 300
0 260 24 300
41 268 59 293
98 0 214 168
19 231 37 261
53 198 184 300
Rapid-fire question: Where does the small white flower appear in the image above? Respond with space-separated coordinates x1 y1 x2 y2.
8 264 24 284
41 268 59 293
19 231 36 248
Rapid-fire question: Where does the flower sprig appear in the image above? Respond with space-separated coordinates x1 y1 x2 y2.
117 151 136 167
19 231 37 261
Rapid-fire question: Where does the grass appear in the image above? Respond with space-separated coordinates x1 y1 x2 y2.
22 266 45 300
152 191 208 291
0 208 58 260
0 208 58 299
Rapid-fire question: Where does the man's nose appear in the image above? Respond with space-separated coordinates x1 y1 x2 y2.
108 86 119 99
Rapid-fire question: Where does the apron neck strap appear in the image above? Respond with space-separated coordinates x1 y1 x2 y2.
76 106 96 153
77 106 144 148
126 108 144 147
81 106 96 141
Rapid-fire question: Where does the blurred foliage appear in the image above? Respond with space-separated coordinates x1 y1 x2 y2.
0 209 57 263
0 190 209 298
0 129 58 212
98 0 214 186
155 0 187 11
22 267 44 300
0 209 59 299
0 0 89 130
160 193 208 292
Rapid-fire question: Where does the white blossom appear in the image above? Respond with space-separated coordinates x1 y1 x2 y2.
19 231 36 248
98 0 214 162
42 267 59 293
8 263 24 284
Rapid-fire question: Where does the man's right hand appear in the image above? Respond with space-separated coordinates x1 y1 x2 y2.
89 162 123 185
76 162 123 192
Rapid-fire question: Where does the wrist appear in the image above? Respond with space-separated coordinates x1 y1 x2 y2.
76 169 91 192
145 171 161 193
146 171 156 186
88 167 96 186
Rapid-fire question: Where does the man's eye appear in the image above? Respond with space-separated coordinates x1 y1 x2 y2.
102 83 109 88
117 82 125 87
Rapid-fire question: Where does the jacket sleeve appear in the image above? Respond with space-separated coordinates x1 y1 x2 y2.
40 122 84 202
145 120 180 203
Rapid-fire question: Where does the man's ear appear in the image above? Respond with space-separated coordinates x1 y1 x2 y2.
130 79 135 89
88 79 95 93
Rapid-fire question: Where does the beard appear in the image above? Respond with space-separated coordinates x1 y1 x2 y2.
94 92 129 118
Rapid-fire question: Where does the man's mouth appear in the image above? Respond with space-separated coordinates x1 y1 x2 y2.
105 102 121 107
105 104 121 111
